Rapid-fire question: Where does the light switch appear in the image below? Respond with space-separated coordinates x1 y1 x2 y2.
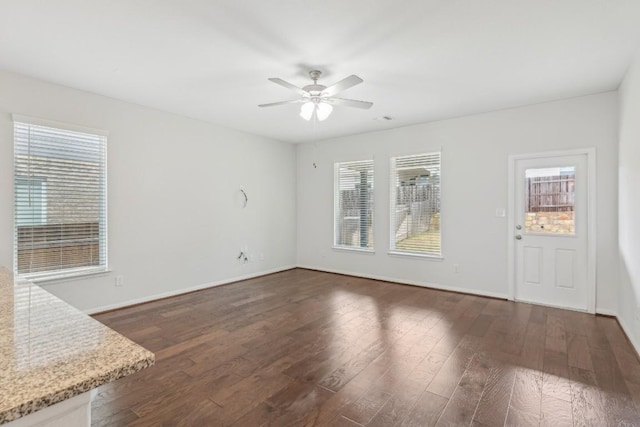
495 208 506 217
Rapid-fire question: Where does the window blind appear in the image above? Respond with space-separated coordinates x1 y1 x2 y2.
334 160 374 250
389 152 441 256
13 119 107 279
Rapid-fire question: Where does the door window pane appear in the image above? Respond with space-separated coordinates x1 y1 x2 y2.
524 166 575 235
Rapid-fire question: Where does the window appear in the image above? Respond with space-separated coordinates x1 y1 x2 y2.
389 152 441 256
13 116 107 280
334 160 374 250
524 166 575 234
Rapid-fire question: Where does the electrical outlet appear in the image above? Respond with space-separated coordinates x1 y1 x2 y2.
115 275 124 287
453 264 460 273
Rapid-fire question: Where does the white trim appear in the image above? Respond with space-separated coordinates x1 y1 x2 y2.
296 264 508 300
332 246 375 254
513 297 590 313
24 267 111 284
333 158 375 251
388 149 443 258
507 156 516 302
586 148 597 315
84 265 296 315
507 148 597 314
387 251 444 260
12 114 109 136
595 308 617 316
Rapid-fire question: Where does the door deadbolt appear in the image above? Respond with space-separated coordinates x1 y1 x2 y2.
515 225 522 230
515 235 522 240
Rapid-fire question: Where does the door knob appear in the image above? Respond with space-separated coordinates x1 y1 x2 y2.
515 235 522 240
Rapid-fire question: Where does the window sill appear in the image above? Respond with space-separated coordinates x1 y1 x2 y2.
387 251 444 261
20 267 112 285
332 246 376 255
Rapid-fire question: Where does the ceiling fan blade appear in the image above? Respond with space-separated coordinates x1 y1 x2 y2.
268 78 308 96
326 97 373 109
322 75 363 97
258 99 304 108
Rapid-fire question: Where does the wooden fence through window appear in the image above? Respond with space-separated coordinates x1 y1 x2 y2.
526 174 575 213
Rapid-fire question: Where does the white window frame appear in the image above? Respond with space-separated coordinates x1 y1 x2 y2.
388 151 443 259
12 114 109 282
333 159 375 253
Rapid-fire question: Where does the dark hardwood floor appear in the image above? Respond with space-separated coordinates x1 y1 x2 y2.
91 269 640 426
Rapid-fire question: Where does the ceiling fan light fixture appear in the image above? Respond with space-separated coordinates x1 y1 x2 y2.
261 70 372 122
300 101 315 121
316 102 333 121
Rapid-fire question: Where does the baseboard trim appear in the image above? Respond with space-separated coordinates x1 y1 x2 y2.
296 264 509 300
85 265 297 315
594 308 617 317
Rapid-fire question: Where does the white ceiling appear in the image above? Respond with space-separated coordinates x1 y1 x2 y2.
1 0 639 143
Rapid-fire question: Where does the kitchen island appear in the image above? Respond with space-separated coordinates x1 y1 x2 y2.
0 267 154 426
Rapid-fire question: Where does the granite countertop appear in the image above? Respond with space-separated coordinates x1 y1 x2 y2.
0 268 154 424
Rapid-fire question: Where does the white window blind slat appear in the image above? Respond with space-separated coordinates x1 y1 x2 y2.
334 160 374 250
13 121 107 279
389 152 441 256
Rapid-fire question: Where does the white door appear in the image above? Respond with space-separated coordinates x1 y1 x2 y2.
514 153 589 311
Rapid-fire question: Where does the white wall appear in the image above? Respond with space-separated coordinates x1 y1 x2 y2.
0 70 296 312
618 51 640 351
0 69 624 321
297 92 619 313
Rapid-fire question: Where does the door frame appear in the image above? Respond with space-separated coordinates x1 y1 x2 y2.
507 148 597 314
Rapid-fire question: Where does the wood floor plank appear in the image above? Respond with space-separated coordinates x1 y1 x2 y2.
507 368 542 424
89 269 640 427
569 366 607 426
519 321 545 371
332 416 363 427
539 394 572 427
566 332 594 371
426 344 476 398
467 314 494 337
545 315 567 354
91 406 139 427
472 362 517 426
317 340 387 392
340 389 391 425
435 353 491 426
255 380 336 426
367 378 427 427
301 381 366 427
504 407 539 427
401 391 448 427
500 304 532 355
541 349 571 402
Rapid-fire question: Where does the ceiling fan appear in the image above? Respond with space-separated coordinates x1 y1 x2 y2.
258 70 373 121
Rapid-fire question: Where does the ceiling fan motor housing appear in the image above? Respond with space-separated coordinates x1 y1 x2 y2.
302 84 327 96
303 70 326 96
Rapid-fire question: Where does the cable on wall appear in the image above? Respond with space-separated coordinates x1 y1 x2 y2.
240 188 248 208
